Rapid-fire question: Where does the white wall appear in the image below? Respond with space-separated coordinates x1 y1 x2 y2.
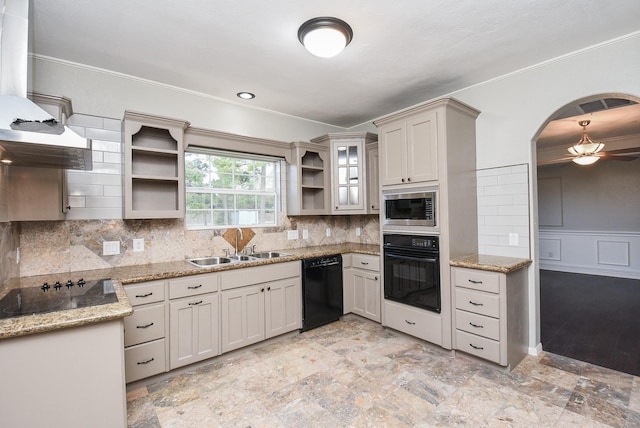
31 57 344 143
30 31 640 353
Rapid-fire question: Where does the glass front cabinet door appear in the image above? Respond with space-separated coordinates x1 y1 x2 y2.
332 139 365 213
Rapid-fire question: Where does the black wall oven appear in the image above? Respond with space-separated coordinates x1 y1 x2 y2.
383 234 440 313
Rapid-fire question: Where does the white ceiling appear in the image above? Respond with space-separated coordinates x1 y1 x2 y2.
30 0 640 129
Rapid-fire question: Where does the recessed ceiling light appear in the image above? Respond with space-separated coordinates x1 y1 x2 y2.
237 92 255 100
1 159 12 164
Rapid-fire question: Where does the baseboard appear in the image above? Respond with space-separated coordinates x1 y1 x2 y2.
528 342 543 356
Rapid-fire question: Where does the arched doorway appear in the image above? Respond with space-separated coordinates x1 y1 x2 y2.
531 93 640 375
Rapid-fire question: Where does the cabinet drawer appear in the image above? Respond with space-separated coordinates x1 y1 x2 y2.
221 261 300 290
352 254 380 272
453 268 500 294
169 273 218 299
456 330 500 364
124 304 165 347
455 288 500 318
124 338 166 383
125 280 165 306
384 300 442 345
455 309 500 341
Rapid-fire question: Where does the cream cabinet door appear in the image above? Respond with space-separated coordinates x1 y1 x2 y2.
221 285 265 353
351 270 381 323
406 110 438 184
331 139 365 213
265 277 301 339
169 293 219 369
366 143 380 213
378 122 407 186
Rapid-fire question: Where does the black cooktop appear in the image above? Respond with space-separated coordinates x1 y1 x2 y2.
0 279 118 320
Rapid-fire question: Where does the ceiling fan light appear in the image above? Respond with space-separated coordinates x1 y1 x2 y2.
298 17 353 58
572 155 600 165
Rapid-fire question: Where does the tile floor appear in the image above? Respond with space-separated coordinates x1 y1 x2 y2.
127 315 640 427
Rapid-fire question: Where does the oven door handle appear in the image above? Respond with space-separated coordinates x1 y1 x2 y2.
385 253 438 264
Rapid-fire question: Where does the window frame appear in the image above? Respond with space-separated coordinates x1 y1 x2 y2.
184 147 282 230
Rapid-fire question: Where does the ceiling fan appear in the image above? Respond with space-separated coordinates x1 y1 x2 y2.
537 120 640 166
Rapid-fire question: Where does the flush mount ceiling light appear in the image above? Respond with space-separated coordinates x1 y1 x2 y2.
237 92 255 100
298 17 353 58
567 120 604 165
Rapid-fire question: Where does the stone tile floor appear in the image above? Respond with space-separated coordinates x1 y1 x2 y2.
127 315 640 427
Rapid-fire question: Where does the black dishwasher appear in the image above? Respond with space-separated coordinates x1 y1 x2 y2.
301 254 343 332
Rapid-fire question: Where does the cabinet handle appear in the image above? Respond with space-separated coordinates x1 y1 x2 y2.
404 320 416 325
187 284 202 289
137 358 155 365
360 261 369 265
469 301 483 306
267 286 271 291
136 322 154 329
374 276 378 280
261 288 265 292
189 300 203 305
469 343 484 350
469 322 483 328
468 279 483 284
135 292 153 298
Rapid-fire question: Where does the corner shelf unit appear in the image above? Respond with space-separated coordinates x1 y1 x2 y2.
287 142 330 215
123 111 190 219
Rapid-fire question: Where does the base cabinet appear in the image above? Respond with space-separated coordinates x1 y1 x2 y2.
220 261 301 354
123 280 168 383
170 293 220 369
452 266 528 369
168 273 220 370
343 254 381 322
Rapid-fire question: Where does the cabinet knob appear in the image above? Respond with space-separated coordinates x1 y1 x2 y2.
374 276 378 280
335 206 338 210
261 288 265 292
267 286 271 291
407 177 411 182
401 178 405 183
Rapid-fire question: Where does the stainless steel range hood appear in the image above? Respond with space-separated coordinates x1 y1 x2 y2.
0 0 92 170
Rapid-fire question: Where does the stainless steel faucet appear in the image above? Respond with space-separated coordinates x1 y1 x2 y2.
235 227 243 256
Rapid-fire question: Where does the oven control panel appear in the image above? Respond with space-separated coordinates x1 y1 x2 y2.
383 234 439 250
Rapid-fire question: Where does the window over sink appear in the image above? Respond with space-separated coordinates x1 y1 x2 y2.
185 148 281 229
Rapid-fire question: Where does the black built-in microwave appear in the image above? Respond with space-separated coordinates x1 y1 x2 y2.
383 190 436 227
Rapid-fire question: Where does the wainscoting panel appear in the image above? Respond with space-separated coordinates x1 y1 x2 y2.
539 230 640 279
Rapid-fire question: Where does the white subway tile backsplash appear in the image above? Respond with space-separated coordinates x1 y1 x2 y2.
67 196 86 208
90 163 122 175
67 172 121 186
68 184 104 197
92 151 104 163
103 152 123 164
86 128 121 142
85 197 121 208
476 164 530 258
103 185 122 197
91 140 121 152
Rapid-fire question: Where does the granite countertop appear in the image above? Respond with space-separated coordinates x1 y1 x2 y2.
450 254 532 273
0 243 379 339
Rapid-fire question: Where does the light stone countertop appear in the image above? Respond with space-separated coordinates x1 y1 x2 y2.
450 254 532 273
0 243 379 339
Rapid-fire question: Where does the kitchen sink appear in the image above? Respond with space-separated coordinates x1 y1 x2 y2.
229 254 258 262
187 256 234 267
252 251 293 259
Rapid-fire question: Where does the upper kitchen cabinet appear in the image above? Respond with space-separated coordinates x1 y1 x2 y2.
375 108 438 186
366 142 380 214
287 142 330 215
122 111 190 219
311 132 377 215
